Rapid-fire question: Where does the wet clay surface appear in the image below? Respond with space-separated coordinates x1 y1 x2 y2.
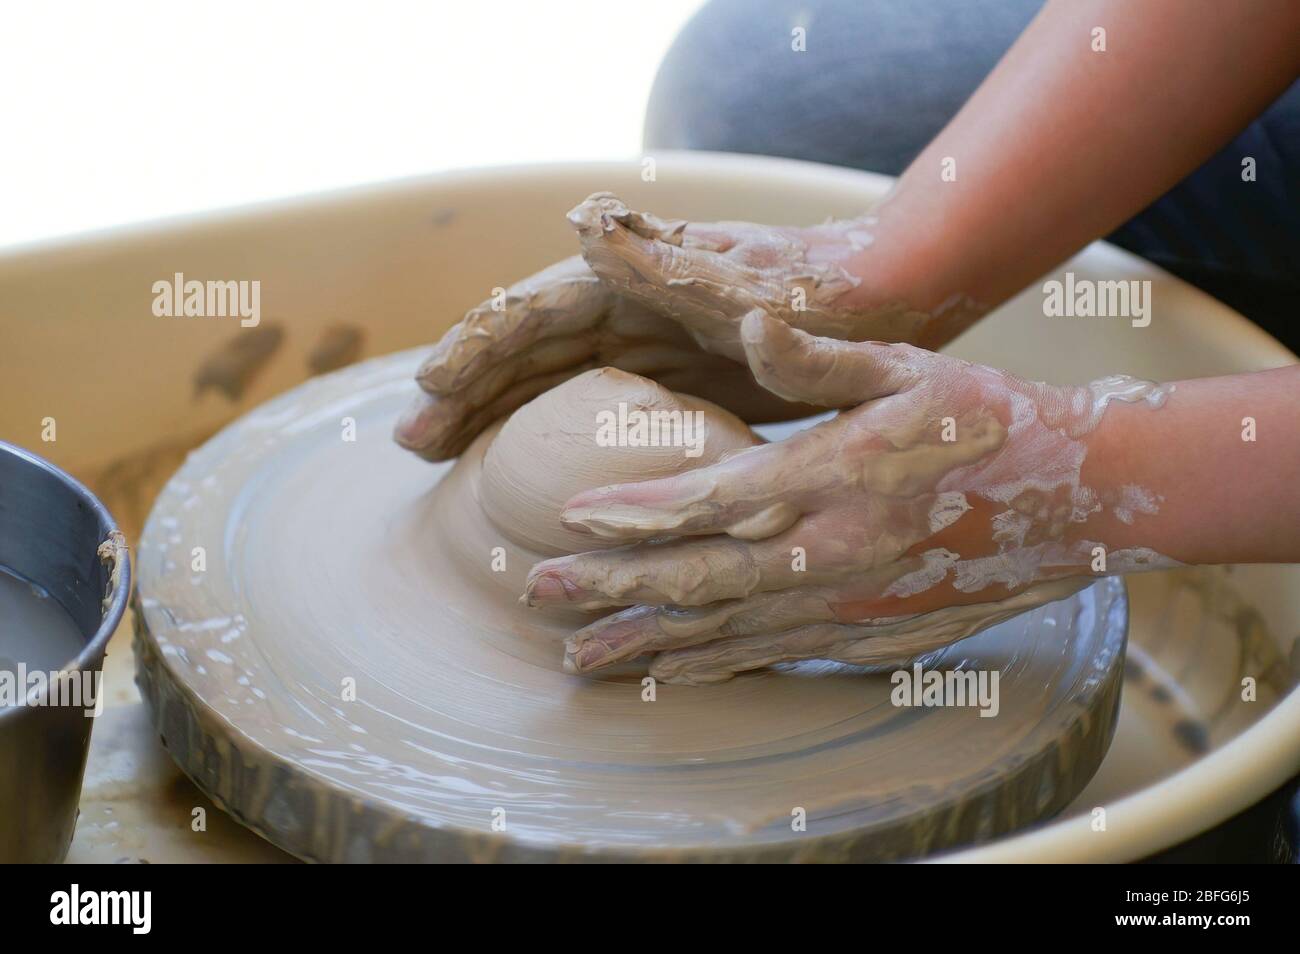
133 349 1125 861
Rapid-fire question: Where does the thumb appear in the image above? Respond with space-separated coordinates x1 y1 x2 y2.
740 309 927 407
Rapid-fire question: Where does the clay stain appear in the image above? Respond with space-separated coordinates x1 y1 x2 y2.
307 324 365 375
1172 719 1210 755
193 324 285 400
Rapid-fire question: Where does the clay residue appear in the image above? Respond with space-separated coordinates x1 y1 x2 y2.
193 324 284 400
307 324 364 375
97 529 128 619
1072 375 1174 437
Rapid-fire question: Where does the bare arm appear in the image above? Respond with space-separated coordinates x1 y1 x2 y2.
841 0 1300 337
1081 364 1300 566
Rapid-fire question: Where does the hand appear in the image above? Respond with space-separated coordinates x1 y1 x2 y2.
395 193 957 461
393 256 816 460
523 312 1172 684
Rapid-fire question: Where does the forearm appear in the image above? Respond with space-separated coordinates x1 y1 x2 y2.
1078 365 1300 565
841 0 1300 337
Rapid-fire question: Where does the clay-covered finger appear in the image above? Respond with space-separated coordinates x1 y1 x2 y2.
416 256 615 396
523 534 814 611
415 321 768 459
649 577 1091 685
558 434 832 542
395 367 594 460
649 623 850 685
561 549 953 673
564 587 840 673
567 193 864 361
740 310 931 407
606 336 822 423
650 621 938 685
449 332 600 408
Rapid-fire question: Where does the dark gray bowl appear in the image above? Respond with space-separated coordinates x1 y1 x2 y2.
0 440 130 862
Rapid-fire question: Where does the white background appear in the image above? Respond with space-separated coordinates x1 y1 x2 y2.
0 0 703 249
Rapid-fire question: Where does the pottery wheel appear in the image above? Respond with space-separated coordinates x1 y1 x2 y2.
133 349 1127 862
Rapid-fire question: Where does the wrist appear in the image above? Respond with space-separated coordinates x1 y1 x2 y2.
1068 403 1152 555
1081 368 1300 565
836 184 989 349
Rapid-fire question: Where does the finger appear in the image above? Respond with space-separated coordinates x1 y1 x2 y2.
558 432 832 541
394 367 592 460
654 363 823 424
567 193 776 360
396 328 805 460
440 332 598 407
523 533 814 611
400 295 725 460
653 622 946 684
567 193 906 359
825 577 1091 665
650 577 1091 685
651 624 851 685
563 587 839 673
416 256 615 395
740 310 929 407
561 549 957 673
608 331 823 422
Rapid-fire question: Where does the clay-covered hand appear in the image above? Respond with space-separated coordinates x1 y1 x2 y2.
394 256 817 460
565 192 942 361
395 193 945 461
524 312 1171 684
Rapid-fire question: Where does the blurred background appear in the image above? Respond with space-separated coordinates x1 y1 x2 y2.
0 0 703 249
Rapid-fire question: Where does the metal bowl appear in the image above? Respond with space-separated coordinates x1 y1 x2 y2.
0 440 131 862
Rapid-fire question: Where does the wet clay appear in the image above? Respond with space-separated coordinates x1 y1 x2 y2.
134 349 1126 862
478 367 757 556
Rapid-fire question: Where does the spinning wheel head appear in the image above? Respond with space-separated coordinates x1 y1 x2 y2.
133 349 1127 863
